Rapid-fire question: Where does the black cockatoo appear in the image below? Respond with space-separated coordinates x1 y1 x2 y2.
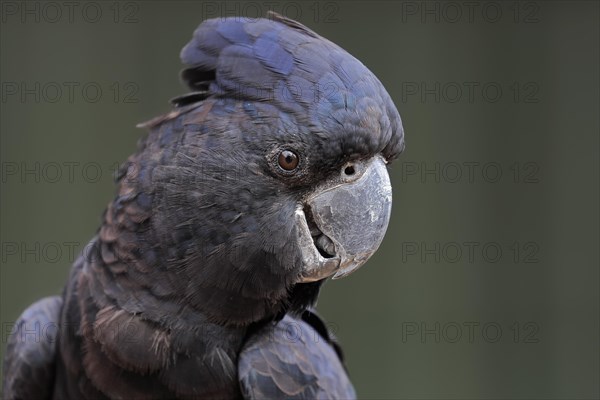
3 12 404 400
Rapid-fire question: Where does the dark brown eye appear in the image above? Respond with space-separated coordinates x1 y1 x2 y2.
278 150 299 171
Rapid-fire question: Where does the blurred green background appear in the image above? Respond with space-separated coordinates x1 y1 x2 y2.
1 1 598 399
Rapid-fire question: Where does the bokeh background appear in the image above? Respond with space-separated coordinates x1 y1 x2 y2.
1 1 598 398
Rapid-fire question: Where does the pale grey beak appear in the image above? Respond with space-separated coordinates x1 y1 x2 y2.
297 156 392 282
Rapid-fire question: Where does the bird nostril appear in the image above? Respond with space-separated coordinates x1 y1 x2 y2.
344 165 355 176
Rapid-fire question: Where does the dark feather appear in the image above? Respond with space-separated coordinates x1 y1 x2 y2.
239 312 356 399
2 296 62 400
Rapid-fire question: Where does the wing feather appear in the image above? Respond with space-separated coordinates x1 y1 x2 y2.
239 312 356 399
2 296 62 400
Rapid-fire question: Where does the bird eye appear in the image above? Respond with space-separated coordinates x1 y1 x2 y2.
278 150 299 171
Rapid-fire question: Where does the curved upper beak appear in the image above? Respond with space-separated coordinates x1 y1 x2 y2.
297 156 392 282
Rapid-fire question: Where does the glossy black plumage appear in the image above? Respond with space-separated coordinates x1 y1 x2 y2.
2 12 404 399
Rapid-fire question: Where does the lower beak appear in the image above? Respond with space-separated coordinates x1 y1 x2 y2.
297 156 392 282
